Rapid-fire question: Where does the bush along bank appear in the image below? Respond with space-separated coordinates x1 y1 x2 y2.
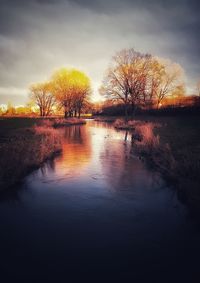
38 118 86 128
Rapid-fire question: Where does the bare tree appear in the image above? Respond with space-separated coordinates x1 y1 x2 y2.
29 82 56 116
100 48 151 121
73 87 91 118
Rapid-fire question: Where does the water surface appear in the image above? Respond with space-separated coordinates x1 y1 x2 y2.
0 120 199 282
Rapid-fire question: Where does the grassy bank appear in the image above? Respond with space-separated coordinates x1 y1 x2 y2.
50 118 86 127
0 117 86 133
114 115 200 214
94 117 116 122
0 125 62 190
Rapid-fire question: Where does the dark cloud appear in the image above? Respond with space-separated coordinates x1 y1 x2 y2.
0 0 199 104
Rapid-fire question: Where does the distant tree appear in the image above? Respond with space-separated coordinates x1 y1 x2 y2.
26 101 38 115
29 81 56 116
15 106 27 115
6 102 16 116
51 68 91 118
14 103 37 116
144 58 165 108
161 84 185 107
0 105 6 115
170 84 185 98
196 79 200 97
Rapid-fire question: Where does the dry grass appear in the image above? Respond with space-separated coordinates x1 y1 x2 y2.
0 125 62 190
52 118 86 127
129 118 200 213
37 118 86 128
114 118 144 129
33 125 62 161
94 117 116 122
131 122 177 173
114 118 129 129
38 119 53 127
133 123 159 143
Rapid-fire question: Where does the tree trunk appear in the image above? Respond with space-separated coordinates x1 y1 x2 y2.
64 111 68 118
133 103 138 117
124 103 128 123
131 102 135 118
124 131 128 142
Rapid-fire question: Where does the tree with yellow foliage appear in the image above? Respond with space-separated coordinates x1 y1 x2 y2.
6 102 16 116
50 68 91 118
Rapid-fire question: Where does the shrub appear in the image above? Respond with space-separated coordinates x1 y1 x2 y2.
132 123 160 154
53 118 86 127
38 119 53 127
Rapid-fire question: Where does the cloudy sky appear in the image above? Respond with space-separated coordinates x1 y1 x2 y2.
0 0 199 104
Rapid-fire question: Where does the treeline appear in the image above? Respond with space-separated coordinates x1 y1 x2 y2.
30 68 91 118
98 97 200 117
0 102 37 116
2 47 199 118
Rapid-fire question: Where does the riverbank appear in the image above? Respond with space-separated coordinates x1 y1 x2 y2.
0 126 61 190
113 115 200 214
0 117 85 190
49 118 86 127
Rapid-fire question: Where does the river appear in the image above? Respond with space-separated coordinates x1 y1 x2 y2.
0 120 199 282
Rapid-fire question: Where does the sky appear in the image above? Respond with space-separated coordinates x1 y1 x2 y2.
0 0 199 105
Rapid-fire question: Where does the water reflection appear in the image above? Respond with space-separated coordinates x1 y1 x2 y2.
1 121 164 196
54 124 92 176
99 128 164 195
37 121 135 188
0 121 182 204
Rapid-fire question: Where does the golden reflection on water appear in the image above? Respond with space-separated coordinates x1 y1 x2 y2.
54 121 133 178
53 121 130 178
48 121 161 192
55 125 92 176
31 120 163 194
